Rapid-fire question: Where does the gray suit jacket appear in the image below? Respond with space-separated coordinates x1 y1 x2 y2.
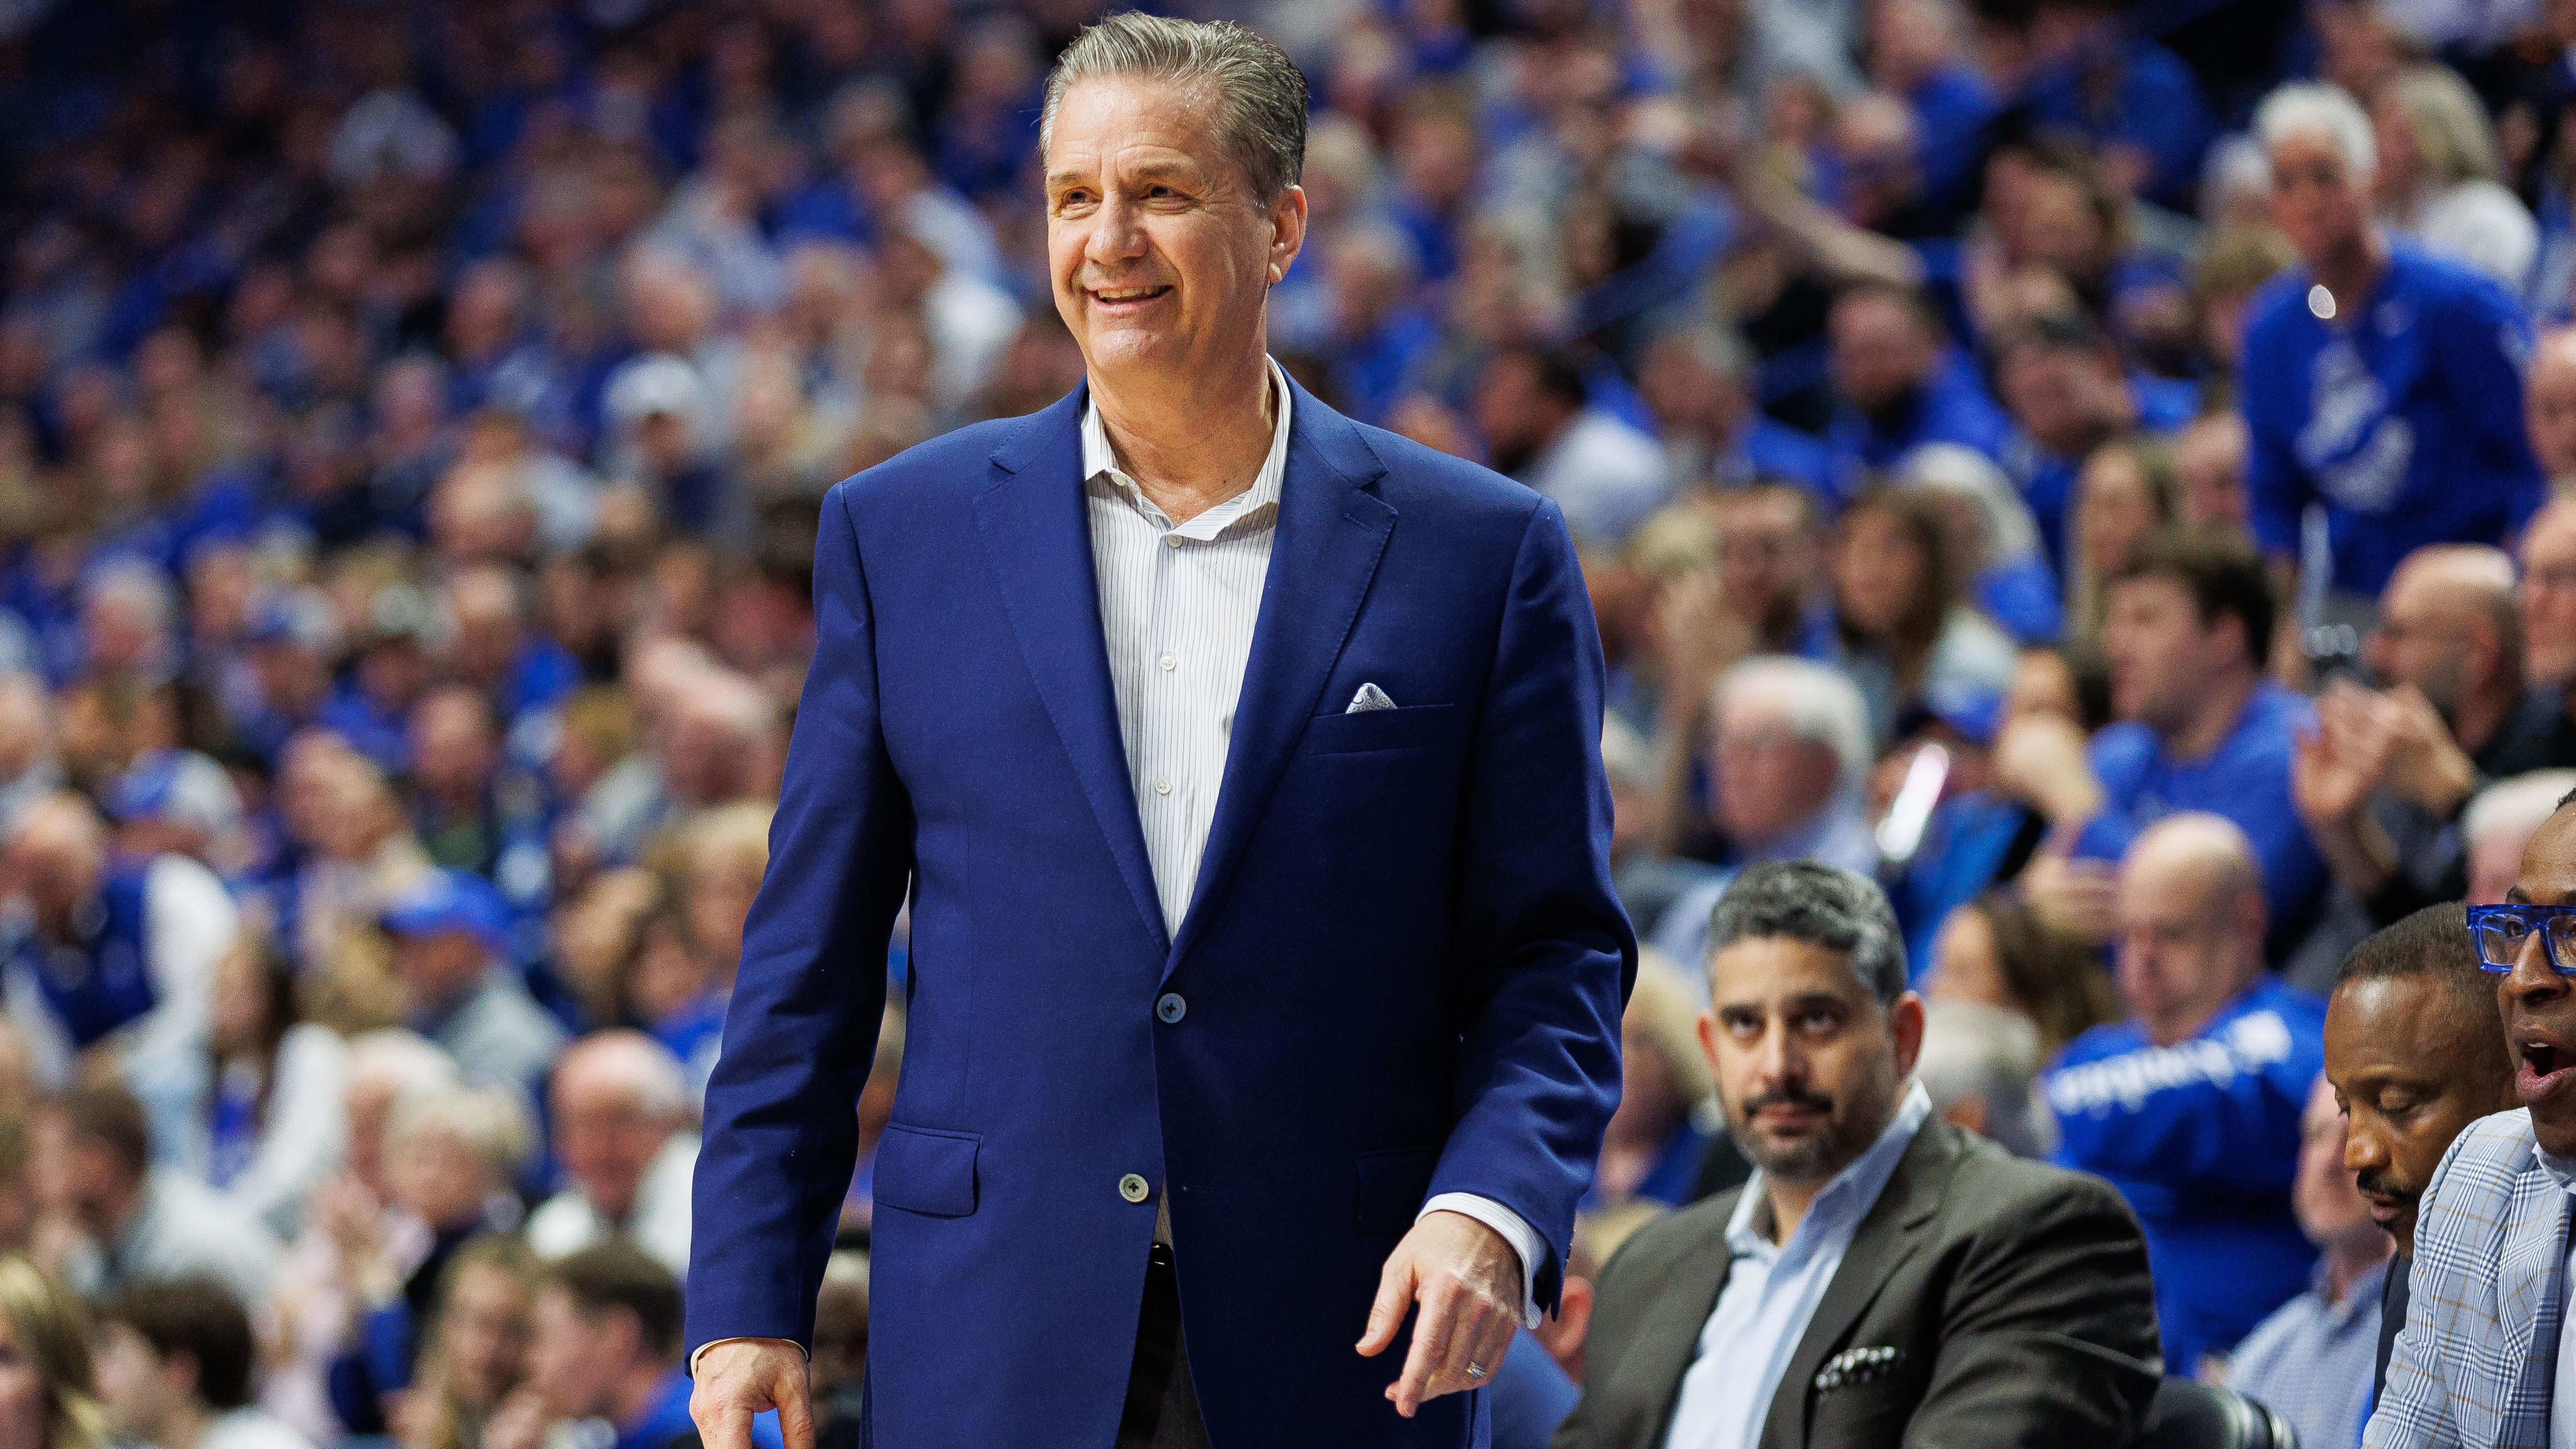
2365 1109 2571 1449
1552 1115 2161 1449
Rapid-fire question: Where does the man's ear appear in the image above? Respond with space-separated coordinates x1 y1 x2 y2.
1889 992 1926 1082
1267 184 1309 286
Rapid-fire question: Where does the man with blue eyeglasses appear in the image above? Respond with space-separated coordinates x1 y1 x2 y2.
2369 786 2576 1447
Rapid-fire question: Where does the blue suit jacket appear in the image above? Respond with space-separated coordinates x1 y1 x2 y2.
686 379 1636 1448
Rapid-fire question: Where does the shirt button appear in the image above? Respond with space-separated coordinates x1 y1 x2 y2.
1159 655 1176 671
1164 536 1183 549
1119 1173 1150 1203
1157 992 1186 1024
1154 779 1172 796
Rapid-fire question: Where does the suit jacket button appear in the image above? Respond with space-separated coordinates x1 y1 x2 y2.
1157 993 1186 1024
1120 1173 1150 1203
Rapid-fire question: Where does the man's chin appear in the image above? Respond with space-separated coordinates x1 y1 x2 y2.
1738 1128 1841 1182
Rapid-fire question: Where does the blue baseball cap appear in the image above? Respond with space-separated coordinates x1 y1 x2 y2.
378 869 513 955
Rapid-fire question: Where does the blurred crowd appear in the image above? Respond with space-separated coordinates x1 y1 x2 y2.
6 0 2576 1443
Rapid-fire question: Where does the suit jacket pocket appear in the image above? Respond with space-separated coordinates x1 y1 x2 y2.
1806 1375 1919 1445
1304 704 1458 757
1355 1147 1441 1234
873 1124 980 1217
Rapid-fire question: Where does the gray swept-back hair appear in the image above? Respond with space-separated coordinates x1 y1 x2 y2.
1040 12 1309 201
1705 861 1908 1008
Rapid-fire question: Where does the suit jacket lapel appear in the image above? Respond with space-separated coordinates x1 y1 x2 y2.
1756 1121 1958 1449
972 387 1170 952
1166 381 1391 972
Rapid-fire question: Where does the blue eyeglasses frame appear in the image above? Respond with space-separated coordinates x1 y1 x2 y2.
2467 903 2576 975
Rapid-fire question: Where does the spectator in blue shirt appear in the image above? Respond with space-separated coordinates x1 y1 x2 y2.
1993 313 2142 578
2045 812 2327 1377
1997 533 2330 964
2240 82 2545 603
1321 222 1439 428
1823 281 2014 483
2019 12 2213 210
1636 324 1838 500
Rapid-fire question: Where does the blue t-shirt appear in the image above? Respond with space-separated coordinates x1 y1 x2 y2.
1908 64 2002 213
2023 38 2212 209
1729 417 1840 501
1890 790 2040 977
2074 682 2327 963
2046 976 2324 1376
2241 247 2545 598
1825 356 2014 484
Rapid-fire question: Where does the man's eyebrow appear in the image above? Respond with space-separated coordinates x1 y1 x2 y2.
1045 157 1208 190
2510 887 2534 903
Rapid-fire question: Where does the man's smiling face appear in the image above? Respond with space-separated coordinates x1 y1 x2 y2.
2503 808 2576 1156
1042 75 1303 392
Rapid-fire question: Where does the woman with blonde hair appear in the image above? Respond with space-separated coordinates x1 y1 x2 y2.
2373 63 2539 288
0 1254 107 1449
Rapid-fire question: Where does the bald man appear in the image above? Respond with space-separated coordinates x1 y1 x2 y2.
1 792 235 1157
528 1030 699 1276
2526 326 2576 493
2043 813 2326 1376
2298 542 2576 926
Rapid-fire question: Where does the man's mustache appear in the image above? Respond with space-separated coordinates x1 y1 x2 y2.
2356 1167 2407 1203
1740 1087 1835 1117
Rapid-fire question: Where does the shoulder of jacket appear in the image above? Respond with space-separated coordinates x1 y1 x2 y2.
1603 1194 1736 1284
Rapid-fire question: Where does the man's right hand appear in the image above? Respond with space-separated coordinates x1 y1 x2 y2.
689 1338 814 1449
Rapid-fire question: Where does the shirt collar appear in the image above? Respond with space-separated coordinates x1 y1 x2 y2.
2540 1133 2576 1193
1080 357 1294 526
1725 1078 1934 1260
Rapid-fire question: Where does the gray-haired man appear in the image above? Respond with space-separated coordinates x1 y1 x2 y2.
1555 863 2160 1449
684 9 1632 1449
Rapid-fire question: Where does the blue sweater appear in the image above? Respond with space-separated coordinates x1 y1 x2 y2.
2046 976 2325 1376
2241 246 2544 597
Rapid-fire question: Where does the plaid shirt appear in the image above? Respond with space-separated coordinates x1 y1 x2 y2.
2366 1111 2576 1448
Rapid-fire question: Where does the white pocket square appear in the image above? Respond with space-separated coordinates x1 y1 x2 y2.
1346 683 1397 713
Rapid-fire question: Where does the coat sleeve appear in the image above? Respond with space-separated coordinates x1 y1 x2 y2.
1900 1173 2163 1448
1432 496 1637 1316
685 480 915 1357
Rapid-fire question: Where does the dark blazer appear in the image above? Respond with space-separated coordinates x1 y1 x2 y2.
685 379 1636 1448
1553 1116 2161 1449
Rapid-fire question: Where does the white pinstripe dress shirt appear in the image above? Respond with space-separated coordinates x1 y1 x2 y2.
1081 359 1542 1323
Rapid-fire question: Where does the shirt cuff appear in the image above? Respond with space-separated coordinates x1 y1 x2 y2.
688 1336 808 1378
1418 1193 1544 1329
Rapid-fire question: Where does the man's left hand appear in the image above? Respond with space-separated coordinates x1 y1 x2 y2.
1355 1209 1522 1418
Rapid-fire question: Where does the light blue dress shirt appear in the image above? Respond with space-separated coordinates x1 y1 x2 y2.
1662 1080 1934 1449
